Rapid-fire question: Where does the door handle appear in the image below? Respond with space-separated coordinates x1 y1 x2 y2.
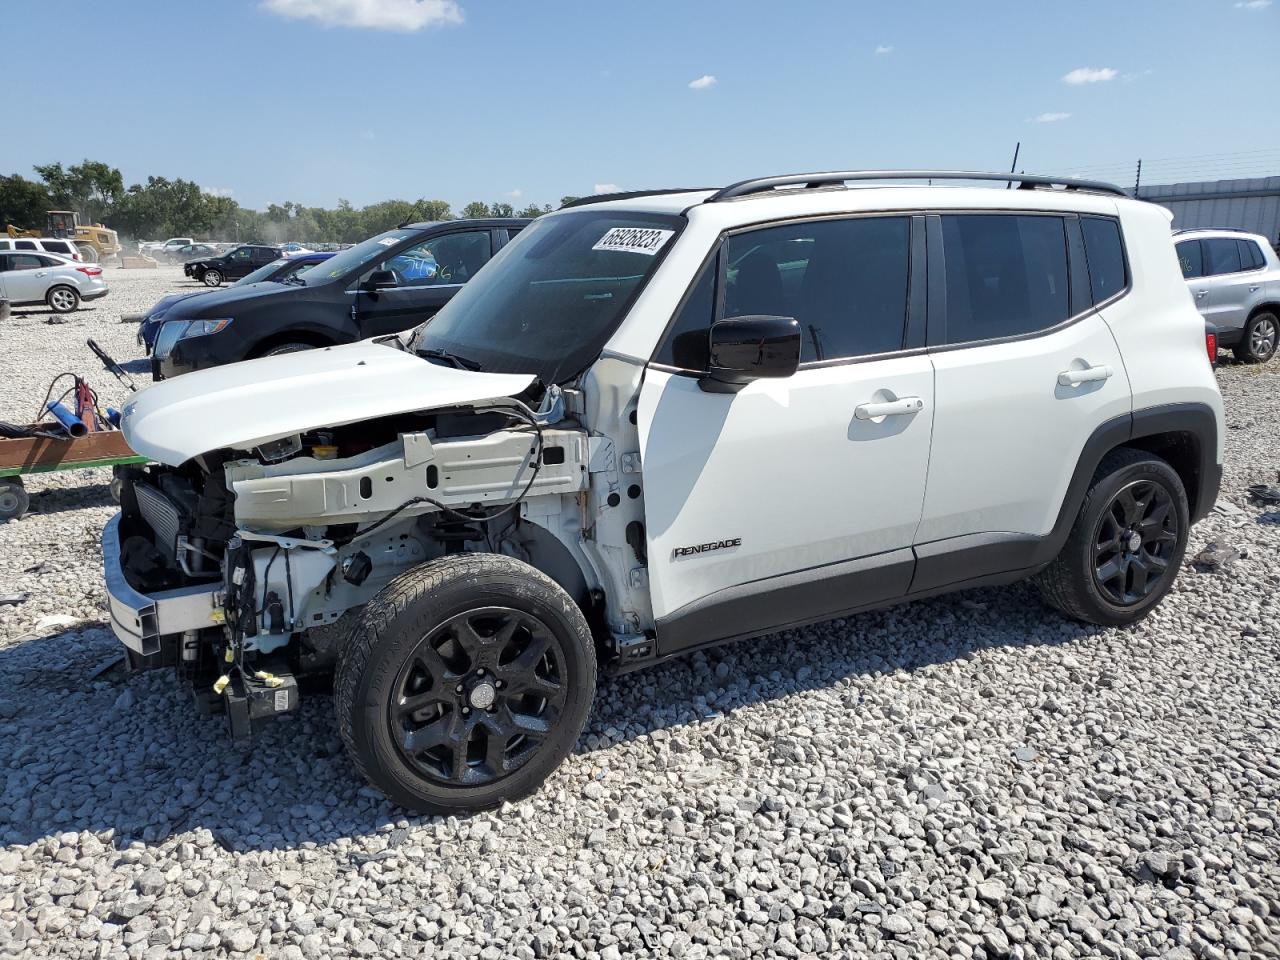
854 396 924 420
1195 290 1208 299
1058 364 1113 386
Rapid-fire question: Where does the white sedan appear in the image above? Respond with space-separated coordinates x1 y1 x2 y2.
0 252 108 313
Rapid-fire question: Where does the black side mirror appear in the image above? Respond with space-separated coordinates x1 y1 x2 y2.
366 269 398 291
700 315 801 392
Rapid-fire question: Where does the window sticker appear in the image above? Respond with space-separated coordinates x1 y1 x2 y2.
592 227 675 256
377 237 398 247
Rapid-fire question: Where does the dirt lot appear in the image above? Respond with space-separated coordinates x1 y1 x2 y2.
0 268 1277 959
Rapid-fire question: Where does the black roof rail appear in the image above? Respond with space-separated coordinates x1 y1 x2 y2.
1172 226 1255 236
560 188 714 209
706 170 1128 202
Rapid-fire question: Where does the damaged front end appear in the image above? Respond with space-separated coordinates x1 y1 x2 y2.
104 347 596 738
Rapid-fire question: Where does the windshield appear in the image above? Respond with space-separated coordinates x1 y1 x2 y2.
409 211 683 384
236 258 289 285
304 228 423 283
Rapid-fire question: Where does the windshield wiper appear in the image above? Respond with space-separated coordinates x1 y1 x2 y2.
418 347 482 371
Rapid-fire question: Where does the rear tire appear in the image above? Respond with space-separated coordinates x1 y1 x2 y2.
1233 311 1278 363
1035 447 1189 627
46 285 80 313
202 269 223 287
0 478 29 522
77 244 99 264
335 554 597 814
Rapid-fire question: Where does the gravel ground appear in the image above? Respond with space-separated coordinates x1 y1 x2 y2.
0 269 1277 959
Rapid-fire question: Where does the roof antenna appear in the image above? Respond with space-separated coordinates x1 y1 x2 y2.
1006 142 1021 189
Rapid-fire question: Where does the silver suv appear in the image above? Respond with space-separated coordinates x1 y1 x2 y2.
1175 229 1280 363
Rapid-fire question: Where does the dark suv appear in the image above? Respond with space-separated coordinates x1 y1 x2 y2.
185 244 283 286
153 219 527 378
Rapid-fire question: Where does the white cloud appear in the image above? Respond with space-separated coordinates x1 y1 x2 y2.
688 74 717 90
594 183 620 194
875 44 893 55
1030 112 1072 123
1235 0 1271 8
1062 66 1118 85
204 186 234 198
506 188 523 199
261 0 462 32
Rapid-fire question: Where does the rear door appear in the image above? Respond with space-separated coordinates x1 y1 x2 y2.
355 229 493 336
914 212 1131 588
639 214 933 641
1199 237 1249 328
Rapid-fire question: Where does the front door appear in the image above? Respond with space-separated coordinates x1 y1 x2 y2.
223 247 255 279
639 214 933 649
355 229 493 337
0 253 49 303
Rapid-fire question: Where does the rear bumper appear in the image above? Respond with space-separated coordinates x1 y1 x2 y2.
83 288 109 302
102 514 222 655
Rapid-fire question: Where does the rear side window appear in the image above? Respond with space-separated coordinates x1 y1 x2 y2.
1176 240 1203 278
940 215 1069 344
1202 238 1242 276
1238 239 1264 270
43 241 72 255
9 254 43 270
1080 217 1128 304
15 240 36 250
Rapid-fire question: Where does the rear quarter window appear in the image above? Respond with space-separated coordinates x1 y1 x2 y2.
1080 217 1128 304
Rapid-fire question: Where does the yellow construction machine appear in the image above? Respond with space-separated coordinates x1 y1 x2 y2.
6 211 122 263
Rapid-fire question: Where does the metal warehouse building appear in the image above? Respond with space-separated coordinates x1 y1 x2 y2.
1133 176 1280 246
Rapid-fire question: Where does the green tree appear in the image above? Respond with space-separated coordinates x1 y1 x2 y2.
0 174 52 230
489 201 515 218
461 201 491 218
414 199 453 221
559 196 581 208
33 159 124 224
517 203 552 218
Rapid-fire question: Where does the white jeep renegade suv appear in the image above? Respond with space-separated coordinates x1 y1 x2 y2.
103 171 1223 813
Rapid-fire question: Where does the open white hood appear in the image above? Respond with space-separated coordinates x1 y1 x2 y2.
121 341 535 465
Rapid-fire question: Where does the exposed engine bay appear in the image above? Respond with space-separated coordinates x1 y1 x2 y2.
112 381 652 737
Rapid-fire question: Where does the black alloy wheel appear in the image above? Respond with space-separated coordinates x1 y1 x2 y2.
391 606 567 786
1091 479 1178 606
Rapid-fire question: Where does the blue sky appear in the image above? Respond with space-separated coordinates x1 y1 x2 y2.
4 0 1277 211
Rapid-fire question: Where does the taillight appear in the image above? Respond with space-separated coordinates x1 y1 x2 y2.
1206 330 1217 366
76 266 103 277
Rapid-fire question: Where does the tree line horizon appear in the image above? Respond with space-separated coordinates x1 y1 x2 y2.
1 159 581 244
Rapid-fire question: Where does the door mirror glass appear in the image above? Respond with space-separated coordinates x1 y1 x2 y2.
702 314 801 391
366 269 398 290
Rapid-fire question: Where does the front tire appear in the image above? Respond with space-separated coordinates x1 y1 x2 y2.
260 342 314 357
46 285 80 313
1035 448 1189 627
202 269 223 287
335 554 597 814
1234 311 1278 364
